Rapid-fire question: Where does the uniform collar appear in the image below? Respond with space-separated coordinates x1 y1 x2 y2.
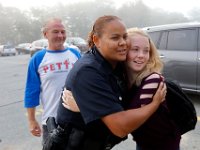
91 46 117 74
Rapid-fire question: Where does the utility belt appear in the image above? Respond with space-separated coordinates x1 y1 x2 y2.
42 117 124 150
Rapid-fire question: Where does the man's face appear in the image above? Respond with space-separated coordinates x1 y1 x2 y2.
44 20 66 50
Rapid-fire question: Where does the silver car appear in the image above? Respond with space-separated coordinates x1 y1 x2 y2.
66 37 88 52
30 39 48 57
0 45 16 56
30 39 81 57
141 22 200 94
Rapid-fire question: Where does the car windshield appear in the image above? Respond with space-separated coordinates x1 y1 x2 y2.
19 43 30 47
66 37 87 45
4 45 12 49
33 39 48 47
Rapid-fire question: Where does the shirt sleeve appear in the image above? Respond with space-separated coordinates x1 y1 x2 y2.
68 47 81 59
24 51 45 108
139 73 162 105
69 66 124 124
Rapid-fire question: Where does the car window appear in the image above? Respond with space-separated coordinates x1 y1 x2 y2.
167 29 197 51
76 38 86 44
33 41 39 46
159 31 168 49
198 28 200 50
66 37 86 45
33 40 48 47
148 31 161 47
42 41 48 47
4 45 12 49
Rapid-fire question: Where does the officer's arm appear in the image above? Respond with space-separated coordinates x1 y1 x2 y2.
102 82 166 138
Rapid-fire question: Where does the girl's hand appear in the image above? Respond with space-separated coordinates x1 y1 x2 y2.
62 88 80 112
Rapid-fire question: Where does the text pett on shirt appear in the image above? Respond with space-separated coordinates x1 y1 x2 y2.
24 48 81 125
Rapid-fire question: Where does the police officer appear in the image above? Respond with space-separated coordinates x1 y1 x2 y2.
45 15 166 150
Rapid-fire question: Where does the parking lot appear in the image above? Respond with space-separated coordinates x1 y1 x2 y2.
0 55 199 150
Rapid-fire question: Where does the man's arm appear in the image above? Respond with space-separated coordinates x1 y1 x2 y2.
27 108 41 137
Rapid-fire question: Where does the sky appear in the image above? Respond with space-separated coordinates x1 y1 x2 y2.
0 0 199 15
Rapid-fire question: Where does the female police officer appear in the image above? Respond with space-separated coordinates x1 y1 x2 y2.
44 15 166 150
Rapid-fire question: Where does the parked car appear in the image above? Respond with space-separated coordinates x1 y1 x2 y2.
66 37 88 52
30 39 81 57
0 45 16 56
30 39 48 57
64 42 81 53
15 43 31 54
140 22 200 94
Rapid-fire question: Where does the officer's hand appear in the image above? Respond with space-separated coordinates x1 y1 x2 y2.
29 120 41 137
62 88 80 112
153 82 167 104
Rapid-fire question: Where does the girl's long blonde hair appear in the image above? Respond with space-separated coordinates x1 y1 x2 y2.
126 28 163 86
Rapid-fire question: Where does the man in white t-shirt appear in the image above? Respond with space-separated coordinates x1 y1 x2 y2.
24 18 81 144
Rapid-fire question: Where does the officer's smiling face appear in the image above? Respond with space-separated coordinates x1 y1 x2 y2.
94 19 128 68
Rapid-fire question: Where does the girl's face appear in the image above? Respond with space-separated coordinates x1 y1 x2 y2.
94 20 128 68
126 34 150 73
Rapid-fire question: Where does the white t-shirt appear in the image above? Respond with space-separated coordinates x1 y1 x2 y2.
24 48 81 124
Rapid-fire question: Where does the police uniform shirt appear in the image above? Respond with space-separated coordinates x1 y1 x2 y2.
56 46 124 130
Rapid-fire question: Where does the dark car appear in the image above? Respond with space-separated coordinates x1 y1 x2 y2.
66 37 88 52
15 43 31 54
141 22 200 94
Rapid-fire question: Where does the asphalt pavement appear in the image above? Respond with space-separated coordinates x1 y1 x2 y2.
0 55 199 150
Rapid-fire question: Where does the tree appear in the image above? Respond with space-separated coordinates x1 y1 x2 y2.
0 0 196 46
188 8 200 21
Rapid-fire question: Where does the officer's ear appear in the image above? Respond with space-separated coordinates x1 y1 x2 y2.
93 34 101 49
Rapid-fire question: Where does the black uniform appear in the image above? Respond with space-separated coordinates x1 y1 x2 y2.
55 46 126 150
